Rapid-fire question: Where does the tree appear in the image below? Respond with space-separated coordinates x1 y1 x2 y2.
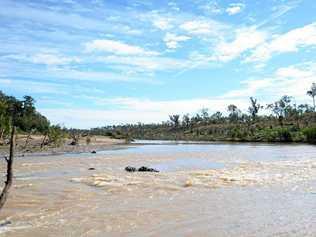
248 97 262 120
182 114 191 128
298 104 314 115
22 96 35 115
0 126 15 211
0 100 10 144
267 96 293 126
200 108 209 122
307 83 316 111
227 104 240 122
210 111 223 123
48 125 65 147
0 96 19 211
169 115 180 128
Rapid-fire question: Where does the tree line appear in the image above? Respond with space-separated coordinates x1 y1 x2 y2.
87 83 316 143
0 91 67 147
2 83 316 145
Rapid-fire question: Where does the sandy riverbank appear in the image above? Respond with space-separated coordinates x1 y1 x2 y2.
0 135 127 157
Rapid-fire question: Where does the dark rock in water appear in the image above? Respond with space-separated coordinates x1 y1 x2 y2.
0 220 11 227
91 150 97 154
125 166 137 172
138 166 159 172
125 166 159 172
88 168 95 170
69 141 77 146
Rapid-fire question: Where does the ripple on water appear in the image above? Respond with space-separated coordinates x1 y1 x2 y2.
152 158 224 172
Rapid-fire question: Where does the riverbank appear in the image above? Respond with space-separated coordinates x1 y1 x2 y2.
0 135 127 157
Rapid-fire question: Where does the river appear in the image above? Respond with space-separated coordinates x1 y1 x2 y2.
0 141 315 236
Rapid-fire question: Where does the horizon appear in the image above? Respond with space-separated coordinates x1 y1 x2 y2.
1 0 316 129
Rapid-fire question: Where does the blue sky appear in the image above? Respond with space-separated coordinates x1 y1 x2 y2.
0 0 316 128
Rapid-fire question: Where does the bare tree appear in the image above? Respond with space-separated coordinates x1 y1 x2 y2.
0 126 15 211
307 83 316 111
169 115 180 128
248 97 262 120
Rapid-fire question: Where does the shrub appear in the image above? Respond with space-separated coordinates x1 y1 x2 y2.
302 127 316 143
276 128 292 142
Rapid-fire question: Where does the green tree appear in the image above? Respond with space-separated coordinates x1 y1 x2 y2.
182 114 191 128
200 108 209 122
210 111 223 123
0 99 10 143
227 104 240 123
48 125 65 147
267 96 293 126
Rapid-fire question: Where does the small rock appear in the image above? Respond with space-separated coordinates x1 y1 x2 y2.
91 151 97 154
138 166 159 172
184 179 193 187
125 166 137 172
88 168 95 170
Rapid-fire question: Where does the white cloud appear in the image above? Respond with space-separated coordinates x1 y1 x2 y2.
22 62 316 128
152 17 172 30
167 1 180 11
275 66 314 79
222 79 272 98
163 33 190 49
47 67 143 82
180 19 227 36
96 55 188 72
41 97 249 128
0 78 68 94
222 62 316 101
201 1 223 15
226 3 245 15
214 27 267 62
3 52 79 66
85 39 159 56
0 79 12 84
247 22 316 63
32 53 80 65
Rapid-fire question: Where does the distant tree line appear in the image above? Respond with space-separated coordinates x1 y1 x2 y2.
86 83 316 144
2 83 316 145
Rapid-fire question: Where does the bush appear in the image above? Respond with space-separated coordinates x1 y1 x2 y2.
258 128 292 142
302 127 316 143
48 125 65 147
277 128 292 142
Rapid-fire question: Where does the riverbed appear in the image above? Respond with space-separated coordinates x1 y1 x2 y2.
0 142 315 236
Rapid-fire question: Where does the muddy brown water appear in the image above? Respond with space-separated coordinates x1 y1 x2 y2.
0 142 315 236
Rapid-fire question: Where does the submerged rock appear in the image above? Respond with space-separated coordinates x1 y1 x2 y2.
125 166 137 172
125 166 159 172
0 220 11 227
138 166 159 172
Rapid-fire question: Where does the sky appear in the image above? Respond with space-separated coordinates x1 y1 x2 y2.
0 0 316 128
